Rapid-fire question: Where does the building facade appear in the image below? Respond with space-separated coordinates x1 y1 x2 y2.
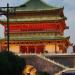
0 0 70 53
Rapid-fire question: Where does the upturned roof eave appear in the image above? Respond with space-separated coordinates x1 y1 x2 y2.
3 36 70 41
15 7 63 12
0 18 65 23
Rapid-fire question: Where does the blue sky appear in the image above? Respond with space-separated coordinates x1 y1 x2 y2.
0 0 75 45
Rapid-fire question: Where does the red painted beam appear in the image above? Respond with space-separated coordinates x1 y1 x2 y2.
4 21 65 33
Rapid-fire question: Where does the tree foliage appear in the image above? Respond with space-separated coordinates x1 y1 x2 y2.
36 71 50 75
0 51 26 75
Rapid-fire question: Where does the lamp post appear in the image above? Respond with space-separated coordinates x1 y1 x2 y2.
7 3 9 51
0 3 15 51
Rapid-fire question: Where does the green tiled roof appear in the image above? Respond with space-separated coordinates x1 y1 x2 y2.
4 36 70 41
15 0 62 11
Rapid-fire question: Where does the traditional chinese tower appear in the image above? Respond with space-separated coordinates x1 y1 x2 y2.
0 0 70 53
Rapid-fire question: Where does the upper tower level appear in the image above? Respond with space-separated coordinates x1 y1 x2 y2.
0 0 64 17
0 0 68 33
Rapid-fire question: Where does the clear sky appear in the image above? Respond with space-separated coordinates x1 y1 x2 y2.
0 0 75 45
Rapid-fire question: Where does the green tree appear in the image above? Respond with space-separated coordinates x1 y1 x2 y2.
0 51 26 75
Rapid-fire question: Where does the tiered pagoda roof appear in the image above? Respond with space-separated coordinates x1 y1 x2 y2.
0 0 71 53
0 0 69 44
15 0 62 11
0 0 65 22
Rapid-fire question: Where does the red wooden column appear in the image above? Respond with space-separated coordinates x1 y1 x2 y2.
20 46 27 53
34 46 37 53
28 46 35 53
59 44 67 53
36 45 44 53
27 46 29 53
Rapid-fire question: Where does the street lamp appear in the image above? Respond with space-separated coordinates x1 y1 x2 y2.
0 3 15 51
7 3 9 51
